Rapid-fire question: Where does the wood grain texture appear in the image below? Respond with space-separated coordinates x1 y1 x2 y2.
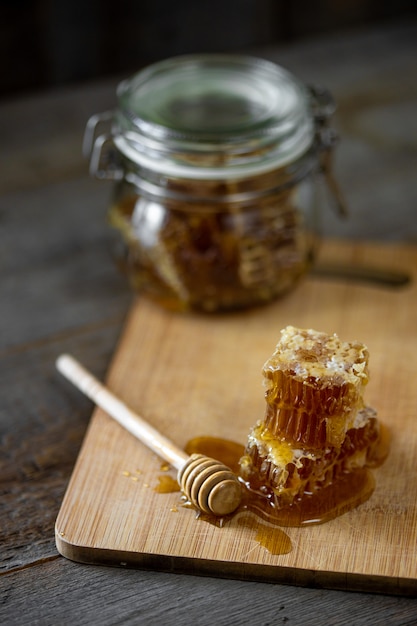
55 240 417 596
2 557 416 626
0 323 128 572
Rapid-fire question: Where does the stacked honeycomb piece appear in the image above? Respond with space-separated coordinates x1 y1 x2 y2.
239 326 382 506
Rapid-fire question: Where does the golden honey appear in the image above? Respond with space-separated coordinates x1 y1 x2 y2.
186 431 388 528
85 55 346 312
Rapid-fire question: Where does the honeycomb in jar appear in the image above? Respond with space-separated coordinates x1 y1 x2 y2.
109 181 310 311
157 189 307 310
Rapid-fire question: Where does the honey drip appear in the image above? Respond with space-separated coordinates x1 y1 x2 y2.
237 516 292 555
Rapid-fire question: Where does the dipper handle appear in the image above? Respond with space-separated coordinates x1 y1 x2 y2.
56 354 241 516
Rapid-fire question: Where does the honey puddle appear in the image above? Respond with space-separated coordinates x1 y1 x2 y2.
139 430 389 555
154 474 181 494
182 431 389 555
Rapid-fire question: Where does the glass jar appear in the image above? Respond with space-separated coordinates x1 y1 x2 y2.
84 54 345 312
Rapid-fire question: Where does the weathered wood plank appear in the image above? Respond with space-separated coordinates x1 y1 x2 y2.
0 176 132 351
1 557 416 626
0 324 125 572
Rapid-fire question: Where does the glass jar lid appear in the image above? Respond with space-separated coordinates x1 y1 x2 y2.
113 54 315 179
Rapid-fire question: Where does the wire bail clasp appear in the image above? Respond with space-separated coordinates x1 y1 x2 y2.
83 111 124 180
310 86 348 218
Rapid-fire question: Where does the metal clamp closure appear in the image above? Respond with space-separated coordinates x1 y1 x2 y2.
83 111 124 180
310 86 348 218
84 94 349 217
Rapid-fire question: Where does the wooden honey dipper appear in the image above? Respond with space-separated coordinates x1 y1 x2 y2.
56 354 242 516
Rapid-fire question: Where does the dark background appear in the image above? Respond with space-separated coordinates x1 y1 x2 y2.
2 0 417 99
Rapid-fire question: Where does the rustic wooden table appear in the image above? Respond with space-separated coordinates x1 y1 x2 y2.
1 19 417 625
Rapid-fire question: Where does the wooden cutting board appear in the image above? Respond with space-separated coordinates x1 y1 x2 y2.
55 239 417 596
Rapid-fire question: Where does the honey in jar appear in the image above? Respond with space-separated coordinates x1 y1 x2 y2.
84 55 346 312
